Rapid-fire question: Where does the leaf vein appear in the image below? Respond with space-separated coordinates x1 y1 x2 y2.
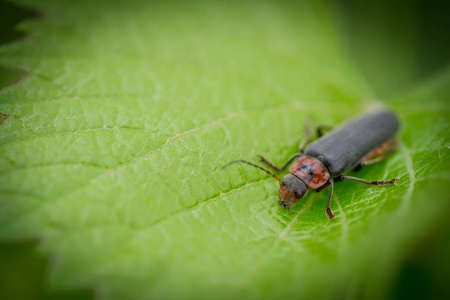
238 194 316 285
399 141 416 215
137 178 272 232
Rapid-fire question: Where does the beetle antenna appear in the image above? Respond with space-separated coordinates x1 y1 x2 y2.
222 160 283 186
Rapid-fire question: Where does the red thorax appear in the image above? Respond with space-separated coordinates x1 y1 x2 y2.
289 156 330 189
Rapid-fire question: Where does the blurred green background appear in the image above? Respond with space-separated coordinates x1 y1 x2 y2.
0 0 449 299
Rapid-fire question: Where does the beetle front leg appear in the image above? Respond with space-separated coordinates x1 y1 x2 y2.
325 179 336 220
316 175 344 192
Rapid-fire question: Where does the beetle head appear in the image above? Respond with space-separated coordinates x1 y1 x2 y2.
278 174 308 209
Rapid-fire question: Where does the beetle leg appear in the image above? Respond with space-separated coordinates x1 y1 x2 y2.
361 140 398 167
299 116 313 153
257 153 301 172
317 124 332 137
354 140 398 171
341 175 398 186
325 179 336 220
299 118 333 153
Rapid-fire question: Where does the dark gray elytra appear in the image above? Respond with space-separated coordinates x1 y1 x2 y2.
304 110 399 177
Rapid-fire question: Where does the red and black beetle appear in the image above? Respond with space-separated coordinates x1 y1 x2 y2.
223 110 399 219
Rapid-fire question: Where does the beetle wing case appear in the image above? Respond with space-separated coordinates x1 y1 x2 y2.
304 110 399 177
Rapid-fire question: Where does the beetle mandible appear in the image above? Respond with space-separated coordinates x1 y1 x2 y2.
223 110 399 219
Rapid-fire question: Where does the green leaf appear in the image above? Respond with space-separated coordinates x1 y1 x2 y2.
0 0 449 299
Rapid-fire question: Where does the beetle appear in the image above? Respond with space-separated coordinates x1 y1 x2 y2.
222 110 399 219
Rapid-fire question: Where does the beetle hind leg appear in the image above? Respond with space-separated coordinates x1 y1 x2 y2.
361 140 398 167
341 175 398 186
354 140 398 171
